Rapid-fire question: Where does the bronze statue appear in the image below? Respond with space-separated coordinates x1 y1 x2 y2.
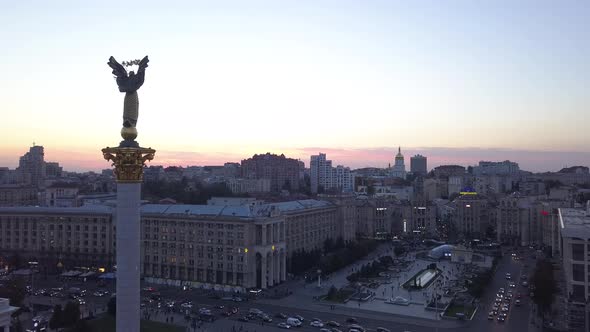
107 56 149 129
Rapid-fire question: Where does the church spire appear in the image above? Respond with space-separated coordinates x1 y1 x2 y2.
398 146 401 154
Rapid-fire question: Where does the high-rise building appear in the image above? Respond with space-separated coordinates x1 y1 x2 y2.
17 145 46 189
241 153 300 192
391 147 406 179
410 154 427 176
310 153 354 194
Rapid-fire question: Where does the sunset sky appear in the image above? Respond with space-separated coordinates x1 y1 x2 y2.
0 1 588 172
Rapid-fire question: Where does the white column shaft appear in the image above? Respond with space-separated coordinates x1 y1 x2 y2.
116 182 141 332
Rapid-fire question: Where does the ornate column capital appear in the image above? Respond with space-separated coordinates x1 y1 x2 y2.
102 146 156 183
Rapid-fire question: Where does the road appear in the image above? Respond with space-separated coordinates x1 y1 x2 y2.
470 248 533 332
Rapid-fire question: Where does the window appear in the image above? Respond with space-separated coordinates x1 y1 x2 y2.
572 243 585 261
573 264 585 282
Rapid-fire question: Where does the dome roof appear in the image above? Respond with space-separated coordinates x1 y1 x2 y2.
395 146 404 159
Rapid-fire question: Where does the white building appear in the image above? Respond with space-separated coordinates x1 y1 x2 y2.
472 160 520 176
310 153 354 193
558 204 590 331
391 147 406 179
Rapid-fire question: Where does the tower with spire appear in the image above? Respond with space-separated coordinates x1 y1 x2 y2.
391 146 407 179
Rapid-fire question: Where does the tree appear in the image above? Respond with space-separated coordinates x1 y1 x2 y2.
531 259 557 318
62 301 81 327
327 286 337 300
49 304 63 330
107 296 116 316
67 319 93 332
0 278 26 307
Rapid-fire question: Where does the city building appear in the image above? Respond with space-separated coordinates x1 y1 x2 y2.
391 147 406 179
472 160 520 176
452 194 489 239
558 204 590 331
410 154 427 176
0 198 351 291
268 200 337 256
496 193 532 246
17 145 46 189
225 178 271 194
0 205 114 273
141 204 286 290
309 153 354 194
241 153 300 192
400 202 437 236
0 185 38 207
45 183 79 207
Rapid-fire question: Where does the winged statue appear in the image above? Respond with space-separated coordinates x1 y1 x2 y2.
107 56 149 129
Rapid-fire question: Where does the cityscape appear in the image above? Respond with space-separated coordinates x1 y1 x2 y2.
1 2 589 332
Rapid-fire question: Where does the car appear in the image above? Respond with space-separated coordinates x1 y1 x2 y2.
312 318 323 322
348 324 366 332
515 299 521 306
199 308 211 315
309 320 324 327
512 253 516 257
510 283 516 288
287 318 302 327
376 328 391 332
262 315 272 323
294 315 305 322
249 308 263 315
276 313 288 319
488 313 494 320
516 292 522 299
222 311 233 317
497 316 506 322
215 305 224 309
277 322 291 329
311 320 324 327
180 303 193 309
522 281 529 287
232 297 243 302
346 317 358 324
238 316 249 322
326 321 341 327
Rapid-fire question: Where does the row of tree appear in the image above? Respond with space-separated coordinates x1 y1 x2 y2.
288 239 379 276
142 178 235 204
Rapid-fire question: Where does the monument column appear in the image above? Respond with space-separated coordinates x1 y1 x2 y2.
103 54 154 332
103 146 155 332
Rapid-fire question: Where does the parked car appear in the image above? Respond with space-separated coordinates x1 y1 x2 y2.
277 322 291 329
310 320 324 327
286 318 302 327
275 313 288 319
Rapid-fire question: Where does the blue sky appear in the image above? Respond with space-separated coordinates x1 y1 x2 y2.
0 1 588 171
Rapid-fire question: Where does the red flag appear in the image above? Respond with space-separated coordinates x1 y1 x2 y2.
541 210 549 216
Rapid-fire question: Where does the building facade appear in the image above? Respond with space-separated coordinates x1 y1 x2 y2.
472 160 520 176
0 185 38 207
410 154 427 176
310 153 354 193
452 194 489 239
17 145 46 189
241 153 300 192
558 205 590 331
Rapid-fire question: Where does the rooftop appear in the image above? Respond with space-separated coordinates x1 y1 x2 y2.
559 207 590 239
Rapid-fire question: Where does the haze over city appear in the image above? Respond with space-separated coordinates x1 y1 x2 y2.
1 1 588 172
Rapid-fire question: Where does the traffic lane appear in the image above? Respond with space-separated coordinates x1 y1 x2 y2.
471 254 524 331
168 297 468 332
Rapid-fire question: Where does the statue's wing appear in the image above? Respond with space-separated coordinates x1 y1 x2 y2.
137 55 149 74
107 56 127 78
